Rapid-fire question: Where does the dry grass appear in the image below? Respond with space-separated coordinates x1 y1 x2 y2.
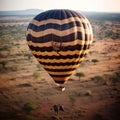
0 15 120 120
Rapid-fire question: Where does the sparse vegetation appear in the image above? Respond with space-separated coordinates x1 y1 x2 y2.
69 95 76 105
23 52 33 60
24 115 37 120
0 61 8 69
0 45 10 51
0 25 27 41
75 92 81 97
11 65 19 71
32 72 41 80
36 64 41 70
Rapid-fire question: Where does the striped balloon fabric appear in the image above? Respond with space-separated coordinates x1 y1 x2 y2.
26 9 93 84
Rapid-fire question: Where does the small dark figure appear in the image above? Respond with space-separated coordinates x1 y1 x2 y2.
58 105 64 112
52 104 64 115
53 104 59 115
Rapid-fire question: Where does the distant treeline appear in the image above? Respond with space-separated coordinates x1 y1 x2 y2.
87 12 120 21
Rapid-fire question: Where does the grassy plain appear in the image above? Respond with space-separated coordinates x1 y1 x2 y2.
0 13 120 120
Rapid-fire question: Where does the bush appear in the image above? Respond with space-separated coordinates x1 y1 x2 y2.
92 76 103 81
0 61 8 69
85 90 93 96
22 102 37 113
109 71 120 83
91 59 99 64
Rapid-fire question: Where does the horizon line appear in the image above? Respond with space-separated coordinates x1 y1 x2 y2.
0 8 120 13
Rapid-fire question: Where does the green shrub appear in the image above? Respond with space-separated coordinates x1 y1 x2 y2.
33 72 41 80
22 102 37 113
33 88 38 91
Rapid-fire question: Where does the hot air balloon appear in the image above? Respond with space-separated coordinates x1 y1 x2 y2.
26 9 93 91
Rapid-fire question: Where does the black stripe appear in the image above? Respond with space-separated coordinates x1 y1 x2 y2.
82 22 87 29
39 61 82 66
34 54 85 59
34 9 81 21
45 68 76 72
80 53 87 58
27 32 83 43
28 21 82 31
29 44 89 52
54 81 65 84
50 74 71 77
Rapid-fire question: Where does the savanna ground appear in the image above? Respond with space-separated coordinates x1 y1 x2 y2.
0 13 120 120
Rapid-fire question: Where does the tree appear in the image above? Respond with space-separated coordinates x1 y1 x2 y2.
0 61 8 69
75 72 85 81
91 59 99 64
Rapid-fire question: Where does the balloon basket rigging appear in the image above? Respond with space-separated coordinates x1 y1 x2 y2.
56 84 65 92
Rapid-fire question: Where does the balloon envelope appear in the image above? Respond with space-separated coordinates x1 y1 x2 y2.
26 9 93 84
